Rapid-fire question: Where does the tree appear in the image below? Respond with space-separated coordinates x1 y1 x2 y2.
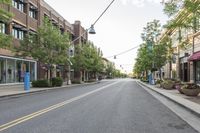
0 0 12 48
163 0 200 36
134 20 168 79
163 0 199 18
15 18 70 80
141 20 167 71
71 41 104 81
105 62 115 78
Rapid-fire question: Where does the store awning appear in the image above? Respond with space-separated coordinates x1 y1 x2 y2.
188 51 200 61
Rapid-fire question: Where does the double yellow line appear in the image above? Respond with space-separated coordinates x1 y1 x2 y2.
0 81 119 132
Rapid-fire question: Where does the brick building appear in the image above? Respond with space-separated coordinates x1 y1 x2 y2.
0 0 87 84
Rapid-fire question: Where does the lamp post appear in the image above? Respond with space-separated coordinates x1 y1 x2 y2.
67 0 115 84
147 40 155 85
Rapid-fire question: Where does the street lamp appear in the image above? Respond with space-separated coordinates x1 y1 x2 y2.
67 0 115 84
88 25 96 34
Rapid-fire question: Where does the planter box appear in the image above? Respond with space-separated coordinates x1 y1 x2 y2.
175 84 184 94
162 83 174 90
181 88 200 96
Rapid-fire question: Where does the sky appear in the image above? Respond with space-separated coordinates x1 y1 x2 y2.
44 0 169 74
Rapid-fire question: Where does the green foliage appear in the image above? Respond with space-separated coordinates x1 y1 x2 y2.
0 0 12 22
71 79 81 84
161 79 175 90
156 79 163 84
51 77 63 87
163 0 200 33
32 80 50 87
182 83 200 89
141 19 161 42
163 2 179 17
0 33 12 48
0 0 12 49
15 18 70 80
17 17 70 64
105 62 115 78
72 41 104 74
134 20 168 76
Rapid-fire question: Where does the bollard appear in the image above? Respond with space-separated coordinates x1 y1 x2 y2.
24 72 30 91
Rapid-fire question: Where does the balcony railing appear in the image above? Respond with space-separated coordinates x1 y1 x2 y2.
28 17 37 30
11 7 27 25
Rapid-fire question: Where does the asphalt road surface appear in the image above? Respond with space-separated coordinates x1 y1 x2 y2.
0 79 198 133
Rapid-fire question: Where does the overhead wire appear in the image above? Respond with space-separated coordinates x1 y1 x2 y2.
105 45 140 59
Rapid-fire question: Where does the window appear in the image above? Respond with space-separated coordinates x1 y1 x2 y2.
12 27 24 40
29 9 37 19
0 23 6 34
12 0 25 12
29 5 37 19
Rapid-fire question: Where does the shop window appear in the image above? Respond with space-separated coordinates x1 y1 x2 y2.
30 62 35 81
7 59 15 83
0 58 6 83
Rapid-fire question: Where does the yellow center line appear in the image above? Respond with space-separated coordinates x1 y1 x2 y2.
0 81 119 132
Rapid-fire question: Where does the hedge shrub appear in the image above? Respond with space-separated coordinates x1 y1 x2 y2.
51 77 63 87
32 80 50 87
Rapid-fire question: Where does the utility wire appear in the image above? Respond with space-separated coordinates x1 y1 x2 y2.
105 45 140 58
92 0 115 26
71 0 116 43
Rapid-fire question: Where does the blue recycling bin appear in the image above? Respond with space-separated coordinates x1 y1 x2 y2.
24 72 30 91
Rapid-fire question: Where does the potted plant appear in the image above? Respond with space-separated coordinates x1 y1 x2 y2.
175 83 184 94
161 79 175 90
155 79 163 88
180 83 200 96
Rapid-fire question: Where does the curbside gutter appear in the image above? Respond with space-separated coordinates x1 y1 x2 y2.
0 82 99 99
137 81 200 118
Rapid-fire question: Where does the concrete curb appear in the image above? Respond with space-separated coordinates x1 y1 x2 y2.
0 82 99 99
137 81 200 118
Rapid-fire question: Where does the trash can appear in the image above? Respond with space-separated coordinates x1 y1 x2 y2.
24 72 30 91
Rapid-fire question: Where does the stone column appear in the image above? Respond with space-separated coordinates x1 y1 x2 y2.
190 61 194 83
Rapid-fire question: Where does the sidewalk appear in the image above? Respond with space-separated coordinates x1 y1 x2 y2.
138 81 200 117
0 82 93 98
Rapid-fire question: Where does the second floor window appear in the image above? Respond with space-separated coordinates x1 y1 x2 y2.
29 4 37 19
0 23 6 34
12 0 25 13
29 9 37 19
12 27 24 40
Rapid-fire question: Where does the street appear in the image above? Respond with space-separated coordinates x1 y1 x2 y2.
0 79 198 133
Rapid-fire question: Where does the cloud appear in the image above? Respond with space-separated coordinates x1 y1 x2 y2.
120 0 161 7
132 0 145 7
121 0 130 5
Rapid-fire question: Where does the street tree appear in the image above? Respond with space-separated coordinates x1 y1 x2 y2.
134 20 168 79
141 20 167 71
0 0 12 48
72 41 104 81
105 61 115 78
15 17 70 80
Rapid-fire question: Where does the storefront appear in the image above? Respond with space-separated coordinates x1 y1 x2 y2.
188 51 200 83
0 55 37 84
180 56 190 82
